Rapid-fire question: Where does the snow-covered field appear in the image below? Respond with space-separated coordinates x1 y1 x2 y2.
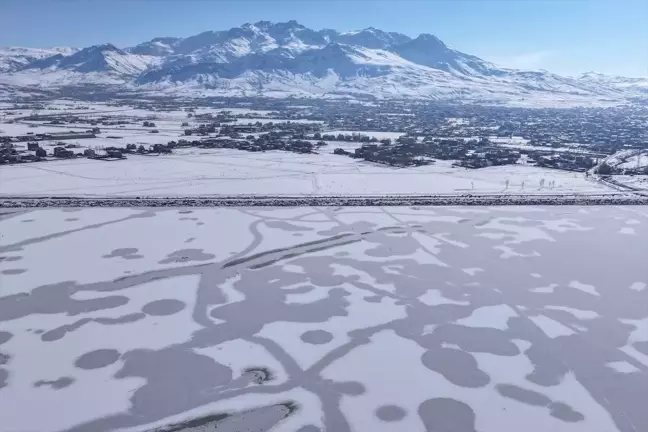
612 175 648 191
2 125 185 149
0 107 325 155
0 206 646 432
618 154 648 170
605 150 648 170
0 148 610 197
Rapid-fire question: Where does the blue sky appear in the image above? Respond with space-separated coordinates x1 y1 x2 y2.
1 0 646 77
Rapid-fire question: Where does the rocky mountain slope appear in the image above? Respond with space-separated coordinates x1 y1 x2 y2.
0 47 78 72
1 21 646 105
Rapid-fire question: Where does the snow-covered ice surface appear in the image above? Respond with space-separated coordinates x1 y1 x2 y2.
0 148 611 197
0 205 647 432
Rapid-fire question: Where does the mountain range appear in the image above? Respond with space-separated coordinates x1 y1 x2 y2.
1 20 646 106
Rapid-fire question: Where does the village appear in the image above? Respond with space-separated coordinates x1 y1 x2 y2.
1 98 647 177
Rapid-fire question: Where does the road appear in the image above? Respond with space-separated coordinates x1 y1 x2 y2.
2 193 647 208
587 149 648 197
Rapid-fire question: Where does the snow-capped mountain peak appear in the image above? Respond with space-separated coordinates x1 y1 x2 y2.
20 42 158 75
336 27 410 49
128 37 182 56
2 21 645 105
0 46 78 72
412 33 446 46
390 34 498 77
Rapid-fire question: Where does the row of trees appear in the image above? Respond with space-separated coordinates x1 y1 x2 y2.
313 132 392 145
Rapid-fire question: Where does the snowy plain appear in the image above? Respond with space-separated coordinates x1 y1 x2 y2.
0 101 635 198
0 148 610 197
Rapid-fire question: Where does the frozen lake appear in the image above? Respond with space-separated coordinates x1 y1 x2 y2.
0 206 646 432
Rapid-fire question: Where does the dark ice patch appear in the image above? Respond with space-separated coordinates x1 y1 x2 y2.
634 341 648 355
300 330 333 345
113 347 233 420
496 384 551 406
318 221 375 236
549 402 585 422
421 348 490 388
0 256 22 262
95 313 146 325
296 426 321 432
376 405 406 421
142 299 185 316
159 249 215 264
41 311 141 342
156 402 296 432
155 413 229 432
75 349 121 370
330 381 365 396
1 269 26 275
0 331 12 345
102 248 143 260
266 221 313 232
34 377 74 389
0 368 7 389
418 398 477 432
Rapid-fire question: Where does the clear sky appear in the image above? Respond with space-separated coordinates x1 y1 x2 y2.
1 0 646 77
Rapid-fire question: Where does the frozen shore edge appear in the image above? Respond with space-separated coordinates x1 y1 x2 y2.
2 194 648 208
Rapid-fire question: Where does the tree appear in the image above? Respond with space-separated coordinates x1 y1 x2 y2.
137 145 146 154
597 163 612 175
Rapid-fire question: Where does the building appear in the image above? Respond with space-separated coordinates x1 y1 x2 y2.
232 124 261 133
46 132 96 140
53 147 74 158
